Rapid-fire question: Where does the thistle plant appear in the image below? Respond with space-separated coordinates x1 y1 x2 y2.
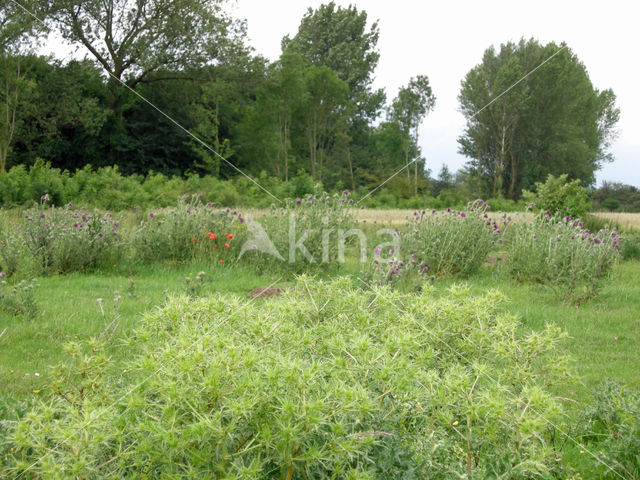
507 211 621 300
402 200 505 278
0 278 38 317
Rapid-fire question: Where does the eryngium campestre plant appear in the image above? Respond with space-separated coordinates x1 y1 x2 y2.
507 212 621 300
4 277 574 479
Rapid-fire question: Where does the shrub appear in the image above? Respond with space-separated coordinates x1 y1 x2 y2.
580 380 640 479
20 203 122 274
0 278 38 317
522 173 591 219
3 277 573 478
619 232 640 261
239 190 354 274
507 213 621 300
134 196 247 264
401 200 505 278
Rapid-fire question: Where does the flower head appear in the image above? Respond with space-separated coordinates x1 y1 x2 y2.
192 237 197 242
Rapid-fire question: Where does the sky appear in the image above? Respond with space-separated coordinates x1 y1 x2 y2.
228 0 639 187
41 0 638 187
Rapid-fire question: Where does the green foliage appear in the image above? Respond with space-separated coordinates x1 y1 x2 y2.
402 200 504 277
3 277 573 478
458 39 619 199
593 182 640 212
18 203 122 274
183 270 209 297
580 380 640 479
134 196 247 264
0 277 38 316
619 232 640 261
523 173 592 219
241 191 354 274
506 214 621 301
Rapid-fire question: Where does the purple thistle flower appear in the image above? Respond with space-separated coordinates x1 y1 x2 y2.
40 214 45 219
461 212 466 218
343 189 350 196
73 223 78 228
308 196 315 202
375 247 381 255
613 241 619 248
99 232 104 237
295 198 301 204
423 266 429 272
68 202 73 207
446 207 451 212
391 269 398 275
349 199 354 204
360 205 365 209
240 218 245 223
149 213 155 218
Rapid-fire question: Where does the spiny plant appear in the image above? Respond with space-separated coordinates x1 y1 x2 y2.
3 276 577 479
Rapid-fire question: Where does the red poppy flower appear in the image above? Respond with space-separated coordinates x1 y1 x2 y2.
219 259 224 264
224 243 230 248
192 238 197 242
208 232 216 240
214 244 218 249
226 233 233 239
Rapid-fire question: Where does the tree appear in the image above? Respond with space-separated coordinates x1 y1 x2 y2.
282 1 384 120
49 0 243 110
300 65 350 181
0 0 50 172
458 39 620 199
388 75 436 194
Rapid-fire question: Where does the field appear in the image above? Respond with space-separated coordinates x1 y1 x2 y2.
1 201 639 478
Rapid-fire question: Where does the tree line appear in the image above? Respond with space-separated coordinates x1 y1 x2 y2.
0 0 621 202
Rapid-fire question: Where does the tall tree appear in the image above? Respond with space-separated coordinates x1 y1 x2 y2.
388 75 436 194
49 0 244 110
300 65 350 181
458 39 619 199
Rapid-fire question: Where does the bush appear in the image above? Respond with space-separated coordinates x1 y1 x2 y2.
522 173 591 219
580 380 640 479
401 200 505 278
0 278 38 317
240 190 354 274
134 196 248 264
619 232 640 261
3 277 573 478
507 213 621 300
20 203 122 274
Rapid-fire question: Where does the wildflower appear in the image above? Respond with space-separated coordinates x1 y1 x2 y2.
295 198 301 204
208 232 216 240
461 212 466 218
219 259 224 264
149 213 155 218
99 233 104 237
192 238 197 242
224 243 230 248
207 202 213 207
391 269 398 274
40 214 45 219
226 233 233 239
360 205 365 209
0 272 5 278
343 189 350 196
33 390 40 394
532 234 537 239
41 194 50 201
68 202 73 207
214 245 218 249
375 247 381 255
349 199 354 204
446 207 451 212
240 218 245 223
423 266 429 272
613 241 619 248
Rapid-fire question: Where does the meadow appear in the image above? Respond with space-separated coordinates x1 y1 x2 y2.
1 197 639 478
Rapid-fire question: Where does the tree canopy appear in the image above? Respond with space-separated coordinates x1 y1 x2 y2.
458 38 619 199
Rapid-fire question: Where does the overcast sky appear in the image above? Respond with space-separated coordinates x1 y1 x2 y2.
229 0 639 187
